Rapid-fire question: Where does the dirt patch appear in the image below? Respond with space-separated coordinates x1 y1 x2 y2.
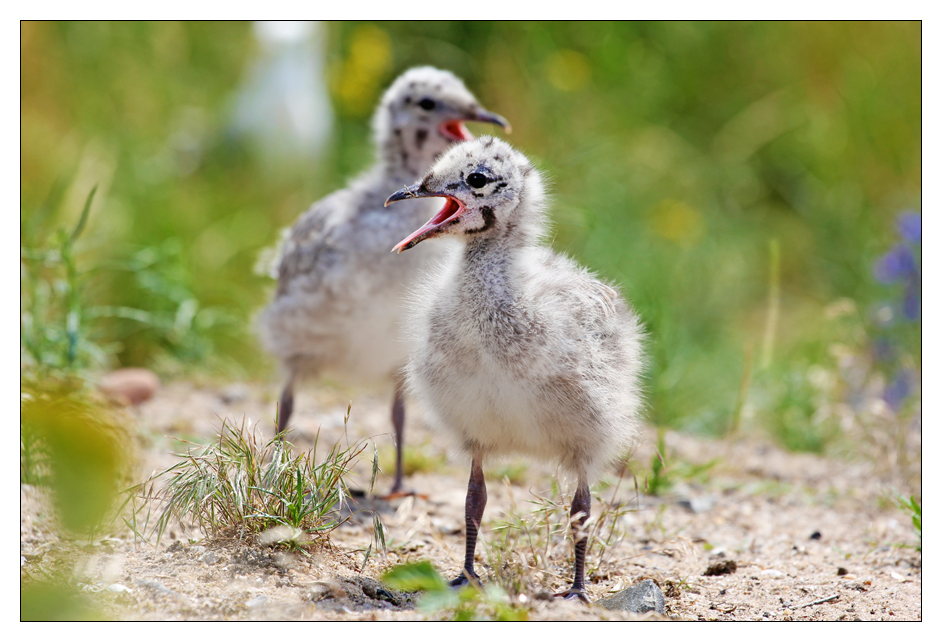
20 379 921 620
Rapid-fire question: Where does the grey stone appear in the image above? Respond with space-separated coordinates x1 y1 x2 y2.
199 551 220 565
220 384 249 404
677 495 716 514
597 579 665 614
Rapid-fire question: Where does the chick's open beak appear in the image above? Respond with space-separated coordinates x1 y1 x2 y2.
385 184 466 253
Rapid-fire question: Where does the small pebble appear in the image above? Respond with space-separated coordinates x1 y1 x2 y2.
309 581 345 601
678 495 717 514
810 531 822 540
760 569 784 578
107 584 132 593
220 384 249 404
245 595 267 608
837 567 848 576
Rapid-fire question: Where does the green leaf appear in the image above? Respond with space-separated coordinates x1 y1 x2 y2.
382 561 449 593
418 589 461 613
70 185 97 244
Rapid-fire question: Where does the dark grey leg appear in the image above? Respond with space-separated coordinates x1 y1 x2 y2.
555 477 591 602
390 379 406 493
450 456 486 587
276 376 295 436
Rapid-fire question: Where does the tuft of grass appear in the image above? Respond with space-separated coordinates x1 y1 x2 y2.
885 489 921 551
382 561 528 621
21 186 112 375
383 474 637 616
125 406 385 559
753 365 842 454
21 181 236 380
484 472 638 596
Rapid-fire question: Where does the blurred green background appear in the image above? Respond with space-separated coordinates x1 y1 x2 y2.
21 21 921 447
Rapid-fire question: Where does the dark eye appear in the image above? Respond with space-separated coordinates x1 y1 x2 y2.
418 98 436 111
466 173 489 189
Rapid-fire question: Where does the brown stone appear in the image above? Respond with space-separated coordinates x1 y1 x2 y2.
99 368 160 405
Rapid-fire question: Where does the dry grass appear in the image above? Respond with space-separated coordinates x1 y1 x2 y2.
123 405 386 560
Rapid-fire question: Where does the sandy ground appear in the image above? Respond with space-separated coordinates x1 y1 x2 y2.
20 379 921 621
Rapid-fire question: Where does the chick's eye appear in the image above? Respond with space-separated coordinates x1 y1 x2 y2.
467 173 489 189
418 98 436 111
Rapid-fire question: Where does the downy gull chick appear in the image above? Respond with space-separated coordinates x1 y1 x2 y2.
258 67 510 493
385 136 645 599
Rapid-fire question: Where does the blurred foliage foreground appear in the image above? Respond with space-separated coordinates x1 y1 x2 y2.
20 377 134 620
21 21 920 618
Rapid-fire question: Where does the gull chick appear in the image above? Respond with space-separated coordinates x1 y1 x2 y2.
386 137 645 600
258 68 509 493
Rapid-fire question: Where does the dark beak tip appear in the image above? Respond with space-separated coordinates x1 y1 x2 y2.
471 109 511 134
385 187 418 207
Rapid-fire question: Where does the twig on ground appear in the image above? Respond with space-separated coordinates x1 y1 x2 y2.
796 594 840 609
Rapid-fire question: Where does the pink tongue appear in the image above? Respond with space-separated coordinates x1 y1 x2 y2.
431 196 461 223
393 196 465 253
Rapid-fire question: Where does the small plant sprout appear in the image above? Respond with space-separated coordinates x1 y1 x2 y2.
885 487 921 551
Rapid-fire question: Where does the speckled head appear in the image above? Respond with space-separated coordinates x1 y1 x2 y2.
385 136 547 252
372 67 510 175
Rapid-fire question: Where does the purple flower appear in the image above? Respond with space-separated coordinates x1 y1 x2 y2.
873 243 917 284
897 211 921 245
903 284 921 321
884 368 916 411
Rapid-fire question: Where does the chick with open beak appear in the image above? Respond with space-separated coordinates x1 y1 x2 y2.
386 136 535 253
258 67 510 497
387 137 645 602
